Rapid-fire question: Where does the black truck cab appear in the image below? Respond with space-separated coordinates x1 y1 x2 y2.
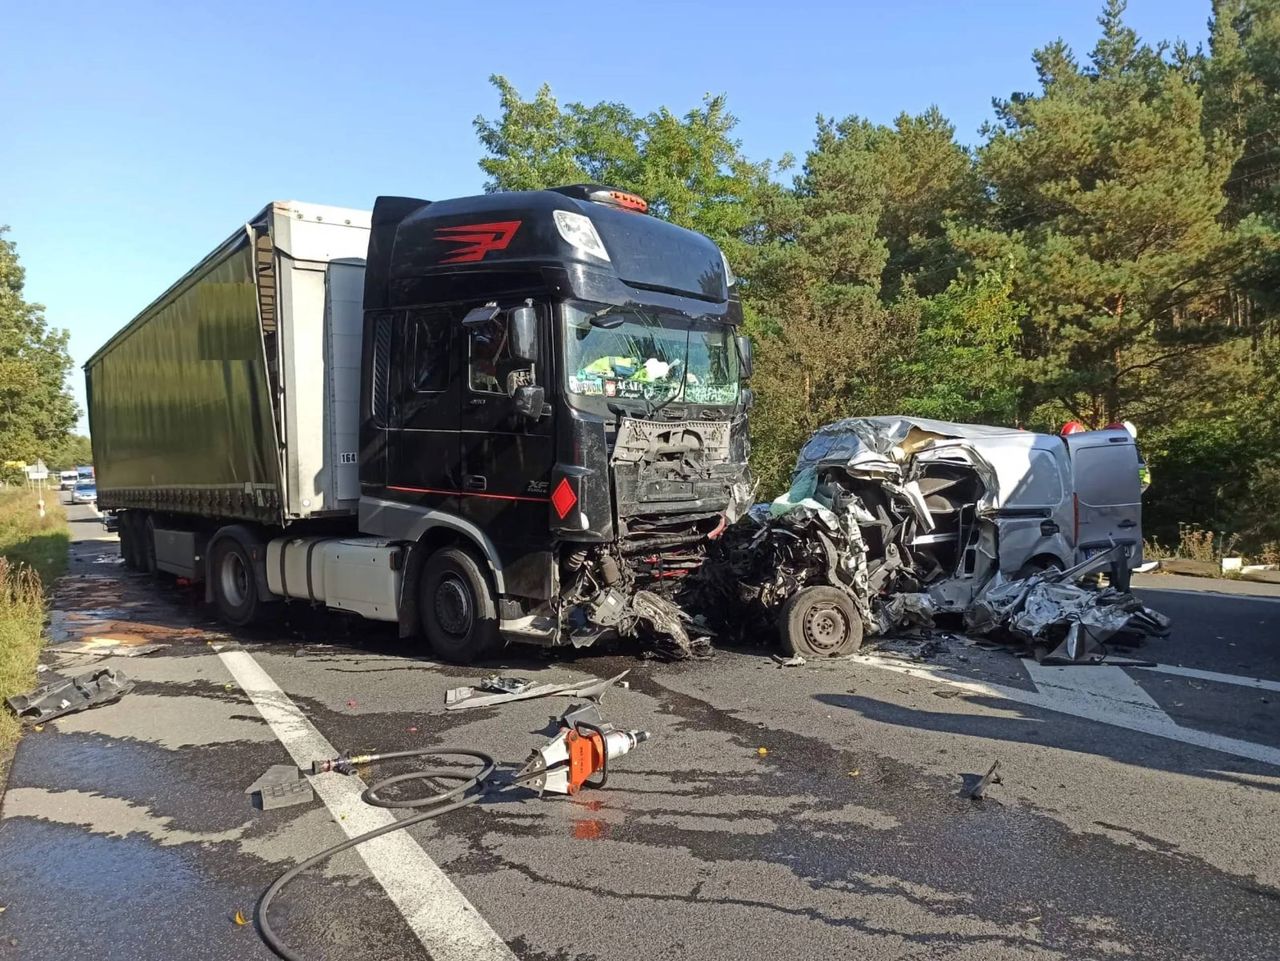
358 185 753 660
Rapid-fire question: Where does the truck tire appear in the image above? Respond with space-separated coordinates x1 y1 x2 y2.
419 546 500 664
142 515 159 575
210 536 264 627
779 586 864 658
119 514 140 570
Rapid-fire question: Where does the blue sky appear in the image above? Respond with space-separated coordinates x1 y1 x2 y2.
1 1 1210 433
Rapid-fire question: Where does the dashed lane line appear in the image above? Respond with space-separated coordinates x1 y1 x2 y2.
218 648 517 961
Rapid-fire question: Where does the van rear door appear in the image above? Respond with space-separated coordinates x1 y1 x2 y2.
1065 429 1143 569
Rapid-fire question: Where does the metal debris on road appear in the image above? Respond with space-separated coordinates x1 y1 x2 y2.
771 653 807 667
962 760 1003 800
444 670 631 711
5 668 133 724
479 675 533 695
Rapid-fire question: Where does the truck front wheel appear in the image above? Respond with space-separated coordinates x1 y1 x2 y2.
211 537 263 627
419 546 500 664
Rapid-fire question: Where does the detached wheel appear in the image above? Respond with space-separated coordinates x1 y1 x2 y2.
779 586 864 657
420 546 500 664
211 536 263 627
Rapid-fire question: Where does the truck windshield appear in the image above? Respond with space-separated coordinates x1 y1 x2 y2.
562 301 739 406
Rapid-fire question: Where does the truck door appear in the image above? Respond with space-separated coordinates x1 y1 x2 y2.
385 307 461 514
1066 430 1143 569
457 302 556 588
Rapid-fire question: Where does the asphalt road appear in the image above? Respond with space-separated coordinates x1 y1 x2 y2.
1 503 1278 961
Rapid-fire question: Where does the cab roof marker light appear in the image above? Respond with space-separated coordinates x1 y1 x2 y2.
553 210 610 262
592 189 648 213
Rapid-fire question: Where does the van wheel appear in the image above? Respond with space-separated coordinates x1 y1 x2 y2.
420 546 500 664
779 586 864 657
141 515 159 575
211 536 263 627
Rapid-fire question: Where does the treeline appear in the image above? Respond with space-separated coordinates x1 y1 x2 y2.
0 228 82 477
475 0 1280 554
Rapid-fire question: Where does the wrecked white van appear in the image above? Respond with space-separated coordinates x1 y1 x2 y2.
792 416 1145 611
694 415 1158 661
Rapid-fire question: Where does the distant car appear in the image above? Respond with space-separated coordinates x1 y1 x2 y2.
59 470 78 490
71 480 97 504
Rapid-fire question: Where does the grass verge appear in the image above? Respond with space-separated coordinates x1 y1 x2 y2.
0 489 69 761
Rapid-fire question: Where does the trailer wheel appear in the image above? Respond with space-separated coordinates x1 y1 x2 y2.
779 586 864 658
419 546 500 664
141 515 159 575
119 514 140 570
211 536 263 627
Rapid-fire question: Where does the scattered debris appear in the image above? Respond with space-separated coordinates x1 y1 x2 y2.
771 653 807 667
244 765 304 795
479 676 533 695
260 779 315 811
233 910 249 926
966 547 1170 663
962 760 1002 799
5 668 133 724
245 765 314 810
756 747 769 757
444 670 631 711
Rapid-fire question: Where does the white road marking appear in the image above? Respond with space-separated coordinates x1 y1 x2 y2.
1132 663 1280 693
1134 585 1280 605
850 654 1280 768
218 649 516 961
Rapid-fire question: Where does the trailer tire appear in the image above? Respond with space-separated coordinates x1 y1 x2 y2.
141 515 159 575
419 546 500 664
779 586 864 658
210 536 264 627
119 514 140 570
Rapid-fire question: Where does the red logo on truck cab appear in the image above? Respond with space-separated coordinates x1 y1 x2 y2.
434 221 521 264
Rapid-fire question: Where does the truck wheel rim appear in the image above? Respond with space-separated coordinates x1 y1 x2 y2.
435 576 473 636
220 552 250 608
803 603 848 653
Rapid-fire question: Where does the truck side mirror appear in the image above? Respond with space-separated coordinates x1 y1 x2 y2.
737 334 753 379
509 305 539 362
512 384 545 420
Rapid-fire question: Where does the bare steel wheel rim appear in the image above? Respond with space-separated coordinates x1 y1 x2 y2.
219 550 250 608
803 602 848 654
435 574 473 637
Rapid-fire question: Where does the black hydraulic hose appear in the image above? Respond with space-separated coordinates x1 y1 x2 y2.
255 747 551 961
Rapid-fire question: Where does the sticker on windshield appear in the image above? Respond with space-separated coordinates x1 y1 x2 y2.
604 380 618 397
569 375 604 396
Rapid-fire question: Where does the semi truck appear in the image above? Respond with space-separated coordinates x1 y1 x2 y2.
86 190 753 661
